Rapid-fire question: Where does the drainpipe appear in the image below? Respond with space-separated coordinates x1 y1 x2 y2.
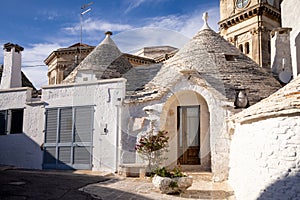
115 102 121 173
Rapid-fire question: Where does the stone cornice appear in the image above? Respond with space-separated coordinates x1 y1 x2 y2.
44 46 95 65
219 3 281 30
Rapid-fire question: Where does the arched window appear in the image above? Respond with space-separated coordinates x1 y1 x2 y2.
238 44 243 53
245 42 250 54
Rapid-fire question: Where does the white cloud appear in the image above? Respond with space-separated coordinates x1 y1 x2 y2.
114 27 189 53
12 4 220 89
22 43 62 66
0 42 58 89
178 7 220 37
144 6 220 38
64 18 133 35
22 66 48 89
21 43 62 89
124 0 169 13
125 0 146 13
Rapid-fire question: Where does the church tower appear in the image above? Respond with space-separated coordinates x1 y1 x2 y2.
219 0 282 68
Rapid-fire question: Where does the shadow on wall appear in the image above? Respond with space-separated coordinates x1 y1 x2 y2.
0 133 74 170
257 172 300 200
295 32 300 75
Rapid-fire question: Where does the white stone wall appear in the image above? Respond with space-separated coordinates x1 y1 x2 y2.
282 0 300 77
229 115 300 200
0 88 44 169
42 79 126 172
124 79 232 181
172 80 231 181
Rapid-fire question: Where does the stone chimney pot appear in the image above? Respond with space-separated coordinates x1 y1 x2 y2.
105 31 113 36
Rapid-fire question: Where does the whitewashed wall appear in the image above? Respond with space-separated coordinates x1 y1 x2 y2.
42 78 126 172
282 0 300 77
0 87 44 169
124 79 232 181
229 115 300 200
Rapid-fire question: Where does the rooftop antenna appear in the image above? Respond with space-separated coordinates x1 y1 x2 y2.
80 2 93 60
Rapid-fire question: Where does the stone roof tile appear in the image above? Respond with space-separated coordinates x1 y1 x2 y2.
63 32 132 83
230 74 300 123
126 27 281 104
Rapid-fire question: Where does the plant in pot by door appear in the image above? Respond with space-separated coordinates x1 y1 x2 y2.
135 129 169 173
152 166 193 194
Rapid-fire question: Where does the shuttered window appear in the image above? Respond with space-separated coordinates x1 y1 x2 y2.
44 106 94 169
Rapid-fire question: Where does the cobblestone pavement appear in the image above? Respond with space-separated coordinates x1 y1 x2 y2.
81 172 236 200
0 166 235 200
0 167 110 200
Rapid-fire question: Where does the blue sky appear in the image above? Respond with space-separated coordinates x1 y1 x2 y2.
0 0 220 88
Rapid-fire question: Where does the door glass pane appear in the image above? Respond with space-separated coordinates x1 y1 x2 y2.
59 108 73 143
187 107 199 147
179 108 183 147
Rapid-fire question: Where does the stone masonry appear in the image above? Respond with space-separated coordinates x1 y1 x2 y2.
228 75 300 199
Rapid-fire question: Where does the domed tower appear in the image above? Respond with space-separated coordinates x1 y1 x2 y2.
219 0 283 68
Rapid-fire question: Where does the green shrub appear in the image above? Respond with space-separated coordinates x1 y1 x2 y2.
135 130 169 171
152 166 187 178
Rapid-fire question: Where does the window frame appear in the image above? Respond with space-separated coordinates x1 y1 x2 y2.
0 108 24 135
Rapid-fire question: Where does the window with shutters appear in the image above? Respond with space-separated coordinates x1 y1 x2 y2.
43 106 94 169
0 109 24 135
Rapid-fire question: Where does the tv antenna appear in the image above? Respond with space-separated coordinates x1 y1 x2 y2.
80 2 93 60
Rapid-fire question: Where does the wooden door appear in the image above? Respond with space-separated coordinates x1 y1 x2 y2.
178 106 200 165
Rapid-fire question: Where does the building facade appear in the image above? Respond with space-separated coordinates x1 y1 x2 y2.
44 43 95 85
219 0 282 68
281 0 300 77
1 1 299 198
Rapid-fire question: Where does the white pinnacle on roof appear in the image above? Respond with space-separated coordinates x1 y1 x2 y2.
200 12 211 30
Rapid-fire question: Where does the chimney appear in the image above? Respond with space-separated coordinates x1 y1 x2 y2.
0 43 24 89
270 28 293 83
105 31 113 37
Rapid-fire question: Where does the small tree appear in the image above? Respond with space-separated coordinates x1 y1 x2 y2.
135 129 169 172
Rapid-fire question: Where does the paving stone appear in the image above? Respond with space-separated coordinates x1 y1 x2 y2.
81 173 236 200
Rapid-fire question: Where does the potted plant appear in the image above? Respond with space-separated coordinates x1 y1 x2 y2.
151 166 193 194
135 129 169 173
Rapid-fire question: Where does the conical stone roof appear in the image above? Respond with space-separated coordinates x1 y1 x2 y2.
127 14 281 104
64 31 132 83
230 74 300 123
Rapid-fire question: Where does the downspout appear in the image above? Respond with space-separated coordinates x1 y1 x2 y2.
115 102 121 173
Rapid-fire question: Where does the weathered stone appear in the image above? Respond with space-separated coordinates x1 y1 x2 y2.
152 175 193 194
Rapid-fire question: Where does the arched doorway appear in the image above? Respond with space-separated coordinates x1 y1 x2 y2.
161 90 211 171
